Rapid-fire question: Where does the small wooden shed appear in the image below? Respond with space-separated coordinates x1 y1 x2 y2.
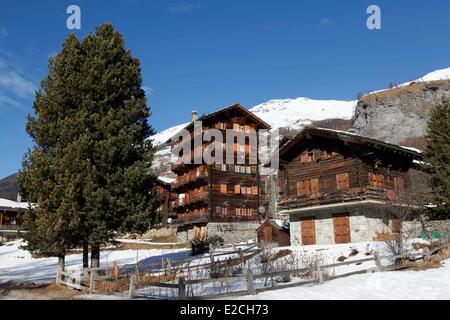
257 220 290 247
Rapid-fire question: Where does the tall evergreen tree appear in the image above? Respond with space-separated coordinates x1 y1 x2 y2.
77 23 157 267
423 96 450 219
18 34 85 268
19 24 157 269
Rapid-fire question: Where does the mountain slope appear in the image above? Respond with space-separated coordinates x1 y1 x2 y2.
0 173 19 201
249 98 356 130
354 66 450 146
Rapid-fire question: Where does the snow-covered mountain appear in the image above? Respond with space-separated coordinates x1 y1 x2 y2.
369 67 450 95
149 98 356 148
250 98 356 130
149 66 450 171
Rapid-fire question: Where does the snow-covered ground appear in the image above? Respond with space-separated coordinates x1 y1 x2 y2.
0 240 190 284
232 260 450 300
1 239 448 300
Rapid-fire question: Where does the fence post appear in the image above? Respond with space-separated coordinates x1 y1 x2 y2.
246 269 256 295
89 270 96 294
56 265 62 285
315 258 324 284
373 251 383 272
129 275 136 299
209 249 215 266
178 277 186 300
113 261 119 280
424 247 431 262
238 248 244 264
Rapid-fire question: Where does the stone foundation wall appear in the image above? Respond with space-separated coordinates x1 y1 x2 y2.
176 221 261 244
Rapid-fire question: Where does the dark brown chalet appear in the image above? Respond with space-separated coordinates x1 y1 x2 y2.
154 176 178 227
275 127 422 246
166 104 271 231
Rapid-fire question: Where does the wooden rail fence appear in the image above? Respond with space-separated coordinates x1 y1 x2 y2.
56 241 447 300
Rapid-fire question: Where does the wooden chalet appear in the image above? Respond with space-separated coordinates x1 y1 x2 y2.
0 198 27 242
274 127 422 246
256 219 290 247
166 104 271 231
154 175 178 227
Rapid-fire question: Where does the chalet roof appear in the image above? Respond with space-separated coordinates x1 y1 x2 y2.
0 198 31 211
163 103 271 145
278 127 423 162
256 219 289 231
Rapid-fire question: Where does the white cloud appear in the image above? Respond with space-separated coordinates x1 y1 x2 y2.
320 18 333 25
143 86 154 96
169 2 205 14
0 94 22 110
0 70 37 98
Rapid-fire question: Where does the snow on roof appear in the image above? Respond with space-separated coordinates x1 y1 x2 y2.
399 146 423 154
272 219 289 229
0 198 30 210
157 176 176 184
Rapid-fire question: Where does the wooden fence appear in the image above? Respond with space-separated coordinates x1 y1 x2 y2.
56 241 447 300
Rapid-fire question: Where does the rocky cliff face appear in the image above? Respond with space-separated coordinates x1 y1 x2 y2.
353 80 450 146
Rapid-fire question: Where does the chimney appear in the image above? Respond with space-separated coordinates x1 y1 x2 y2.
191 110 198 122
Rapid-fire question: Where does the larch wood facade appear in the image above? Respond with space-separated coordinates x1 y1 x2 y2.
275 127 422 246
168 104 271 230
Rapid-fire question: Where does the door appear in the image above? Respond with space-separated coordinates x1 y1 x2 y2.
333 214 351 244
263 226 272 243
300 217 316 245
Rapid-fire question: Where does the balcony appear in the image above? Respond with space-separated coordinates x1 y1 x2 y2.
278 186 389 210
173 166 209 191
174 211 210 226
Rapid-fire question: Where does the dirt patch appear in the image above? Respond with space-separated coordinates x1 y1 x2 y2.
0 282 82 300
402 246 450 272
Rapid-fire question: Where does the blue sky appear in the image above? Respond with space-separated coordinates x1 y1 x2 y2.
1 0 450 178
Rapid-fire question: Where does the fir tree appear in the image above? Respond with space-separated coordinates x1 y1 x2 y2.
18 34 85 268
423 96 450 219
19 24 158 268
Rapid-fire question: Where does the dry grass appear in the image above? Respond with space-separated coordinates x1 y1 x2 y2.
0 282 82 300
402 246 450 271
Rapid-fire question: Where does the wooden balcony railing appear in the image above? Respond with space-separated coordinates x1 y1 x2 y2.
173 166 209 190
0 224 22 232
278 187 390 210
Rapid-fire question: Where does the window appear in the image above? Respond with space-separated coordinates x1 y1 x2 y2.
323 150 337 160
300 151 315 164
220 184 227 194
251 186 258 195
244 125 254 133
297 178 319 196
234 185 241 194
369 172 385 187
336 173 350 189
215 206 221 214
246 166 252 174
